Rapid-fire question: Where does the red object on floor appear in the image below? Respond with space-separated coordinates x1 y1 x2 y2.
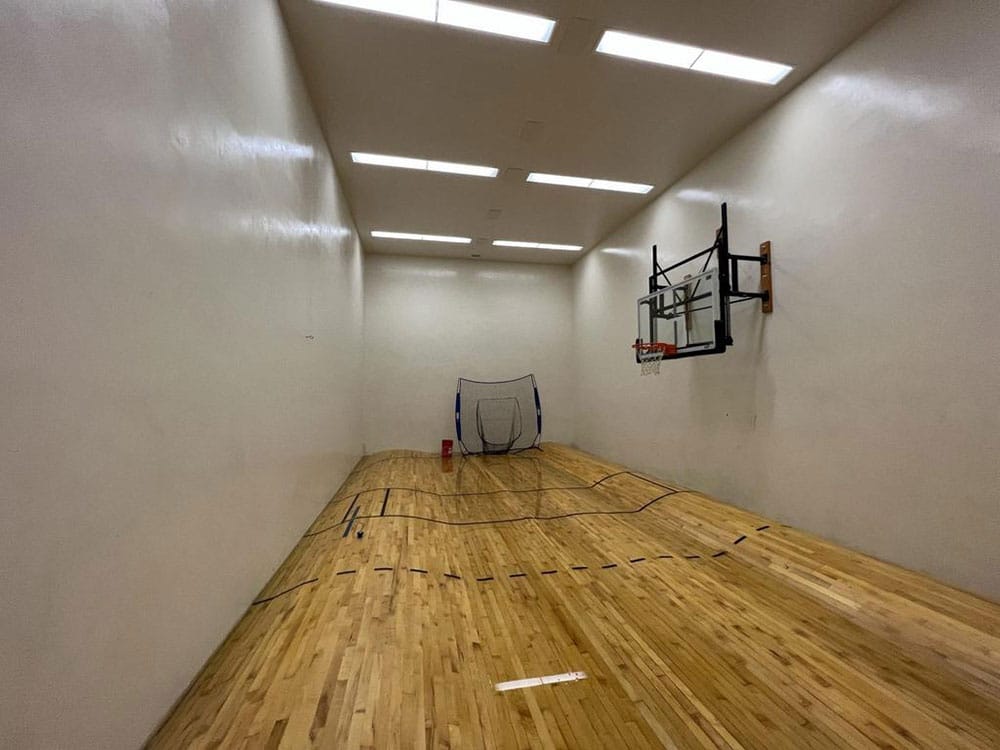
441 439 453 458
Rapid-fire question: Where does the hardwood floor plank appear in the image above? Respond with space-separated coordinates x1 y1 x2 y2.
147 444 1000 749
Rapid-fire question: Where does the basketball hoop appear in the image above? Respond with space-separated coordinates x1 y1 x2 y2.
632 342 676 376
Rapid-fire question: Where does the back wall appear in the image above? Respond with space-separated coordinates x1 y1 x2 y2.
363 255 573 453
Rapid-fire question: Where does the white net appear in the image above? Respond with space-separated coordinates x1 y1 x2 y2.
640 355 663 376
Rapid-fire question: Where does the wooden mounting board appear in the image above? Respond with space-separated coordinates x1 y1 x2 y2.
760 240 773 313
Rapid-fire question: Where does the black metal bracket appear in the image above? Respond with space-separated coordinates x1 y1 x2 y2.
639 203 773 362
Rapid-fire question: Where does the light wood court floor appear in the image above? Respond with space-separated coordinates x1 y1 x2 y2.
148 444 1000 749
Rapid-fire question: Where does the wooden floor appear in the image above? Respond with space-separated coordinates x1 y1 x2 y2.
148 444 1000 749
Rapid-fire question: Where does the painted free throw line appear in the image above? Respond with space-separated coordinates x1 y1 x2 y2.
495 671 587 692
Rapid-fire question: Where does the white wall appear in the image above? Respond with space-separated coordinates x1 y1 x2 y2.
573 0 999 600
364 255 573 452
0 2 364 747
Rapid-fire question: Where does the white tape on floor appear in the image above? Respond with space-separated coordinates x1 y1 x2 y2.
495 671 587 692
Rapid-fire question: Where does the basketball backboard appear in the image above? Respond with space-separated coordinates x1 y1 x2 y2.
636 268 726 362
633 203 772 371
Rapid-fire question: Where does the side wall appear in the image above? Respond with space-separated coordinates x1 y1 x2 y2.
364 255 574 453
0 2 364 747
573 0 999 599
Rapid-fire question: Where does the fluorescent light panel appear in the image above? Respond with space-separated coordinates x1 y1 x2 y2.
589 179 652 194
426 159 498 177
438 1 555 43
493 240 582 251
596 29 792 85
352 152 426 170
352 152 498 178
314 0 555 43
691 49 792 85
596 30 700 69
527 172 653 194
372 230 471 244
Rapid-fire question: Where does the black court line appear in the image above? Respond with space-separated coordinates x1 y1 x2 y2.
328 470 680 505
341 506 360 538
302 489 679 539
374 567 394 572
251 577 319 606
409 568 428 574
340 494 359 524
541 570 558 575
733 535 747 545
571 565 588 570
629 557 646 563
509 572 527 578
476 576 494 582
308 467 668 533
756 525 771 531
601 563 618 569
658 554 673 559
335 569 356 576
444 573 462 580
380 488 390 517
684 555 701 559
712 551 728 558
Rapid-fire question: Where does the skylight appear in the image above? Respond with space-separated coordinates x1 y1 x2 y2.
352 152 498 178
314 0 555 43
596 29 793 85
526 172 654 194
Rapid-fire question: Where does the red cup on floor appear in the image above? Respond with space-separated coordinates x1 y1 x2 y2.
441 439 453 458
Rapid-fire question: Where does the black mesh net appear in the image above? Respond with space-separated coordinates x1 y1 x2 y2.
455 374 541 455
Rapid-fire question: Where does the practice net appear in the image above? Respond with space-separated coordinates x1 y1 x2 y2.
455 374 542 455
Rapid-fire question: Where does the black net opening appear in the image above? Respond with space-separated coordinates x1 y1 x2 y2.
475 397 522 454
456 374 541 455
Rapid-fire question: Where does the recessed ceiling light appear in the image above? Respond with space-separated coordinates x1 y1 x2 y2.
526 173 592 189
314 0 555 44
691 49 793 85
313 0 436 22
352 152 425 169
352 152 498 178
596 29 793 85
588 179 653 194
596 30 700 69
493 240 583 251
526 172 653 194
437 1 555 43
425 159 499 177
372 230 471 244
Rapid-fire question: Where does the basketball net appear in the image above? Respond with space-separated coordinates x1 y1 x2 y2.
640 354 663 376
633 342 674 376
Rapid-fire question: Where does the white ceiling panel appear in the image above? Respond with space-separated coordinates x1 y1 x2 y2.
281 0 899 263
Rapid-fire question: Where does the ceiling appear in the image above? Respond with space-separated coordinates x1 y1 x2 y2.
280 0 898 264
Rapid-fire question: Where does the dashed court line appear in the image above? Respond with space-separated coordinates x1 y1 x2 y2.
250 525 776 607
